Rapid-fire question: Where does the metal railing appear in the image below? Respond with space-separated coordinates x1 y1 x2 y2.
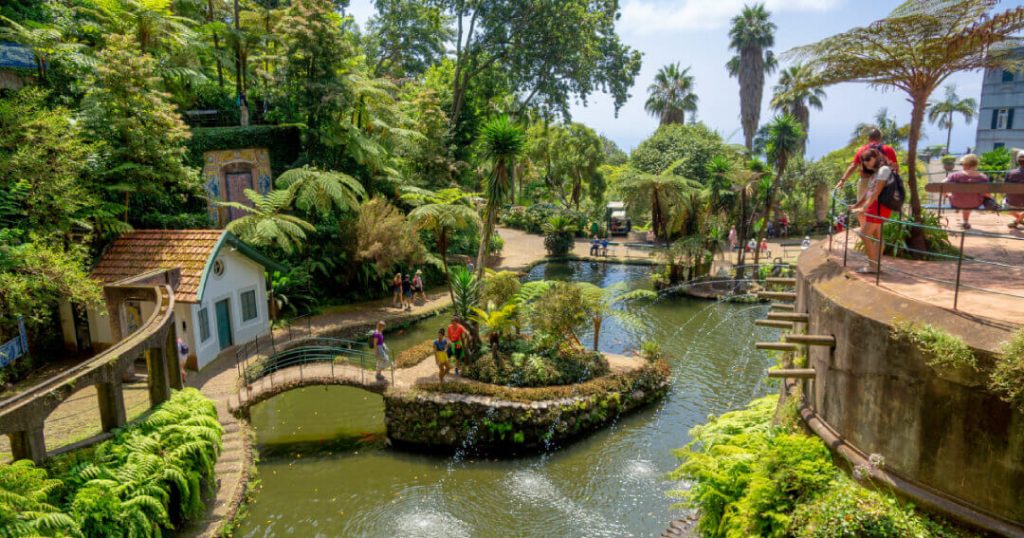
827 195 1024 311
232 315 394 392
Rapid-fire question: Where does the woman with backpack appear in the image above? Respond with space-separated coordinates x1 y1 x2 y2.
849 148 892 274
945 154 993 230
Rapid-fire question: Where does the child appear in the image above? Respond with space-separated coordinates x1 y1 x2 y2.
372 321 390 382
391 273 402 308
433 328 450 382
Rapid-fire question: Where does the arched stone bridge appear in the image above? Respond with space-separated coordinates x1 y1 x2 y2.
0 269 183 463
229 361 395 417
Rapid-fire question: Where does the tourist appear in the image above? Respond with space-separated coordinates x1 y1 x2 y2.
176 337 189 384
801 236 811 250
848 147 892 273
391 273 402 308
600 237 609 256
945 154 993 230
433 328 450 382
590 236 600 256
779 213 790 238
836 128 900 238
372 321 391 382
759 238 769 257
728 226 738 250
645 229 656 243
466 259 475 272
402 274 413 311
766 220 775 238
413 269 427 303
1006 152 1024 229
746 238 756 253
447 316 469 376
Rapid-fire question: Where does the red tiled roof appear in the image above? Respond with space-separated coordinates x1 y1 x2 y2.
91 230 225 303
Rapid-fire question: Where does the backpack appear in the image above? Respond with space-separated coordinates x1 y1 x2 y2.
877 168 906 211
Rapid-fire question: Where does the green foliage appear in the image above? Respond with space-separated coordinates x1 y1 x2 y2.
221 186 315 255
470 337 609 387
991 328 1024 414
542 215 576 256
185 125 304 178
978 146 1011 175
629 123 730 182
531 282 588 340
448 265 480 323
0 389 221 538
355 197 428 277
480 271 522 309
891 320 977 370
672 395 970 538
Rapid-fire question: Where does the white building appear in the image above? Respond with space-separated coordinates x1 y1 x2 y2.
975 49 1024 154
60 230 284 370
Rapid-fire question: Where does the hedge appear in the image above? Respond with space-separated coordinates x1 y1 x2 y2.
186 124 305 177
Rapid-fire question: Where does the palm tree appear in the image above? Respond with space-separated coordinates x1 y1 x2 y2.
577 283 656 351
787 0 1024 222
276 165 365 218
753 115 804 265
770 63 825 154
218 186 315 254
620 161 700 246
928 85 977 154
403 187 481 301
93 0 196 54
476 116 526 279
849 108 910 149
644 63 699 125
727 4 777 151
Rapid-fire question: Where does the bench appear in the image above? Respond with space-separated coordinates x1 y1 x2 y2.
924 182 1024 214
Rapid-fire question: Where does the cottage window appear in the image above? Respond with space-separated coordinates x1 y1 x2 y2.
241 290 258 322
997 108 1010 130
198 307 211 342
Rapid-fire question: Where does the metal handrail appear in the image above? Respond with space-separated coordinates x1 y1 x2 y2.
827 193 1024 310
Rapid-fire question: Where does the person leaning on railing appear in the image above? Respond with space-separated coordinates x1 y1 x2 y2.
848 148 892 274
1006 152 1024 229
944 154 995 231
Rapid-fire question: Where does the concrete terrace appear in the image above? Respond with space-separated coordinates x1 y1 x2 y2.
827 211 1024 327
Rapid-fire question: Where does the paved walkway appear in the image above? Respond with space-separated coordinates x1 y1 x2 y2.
826 211 1024 326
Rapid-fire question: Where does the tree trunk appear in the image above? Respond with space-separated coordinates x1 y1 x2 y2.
735 188 748 280
592 317 601 351
208 0 224 89
813 182 830 225
755 159 787 266
476 202 497 281
945 118 953 155
440 227 454 303
907 93 926 222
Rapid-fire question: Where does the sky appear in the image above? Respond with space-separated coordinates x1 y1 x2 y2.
344 0 1024 159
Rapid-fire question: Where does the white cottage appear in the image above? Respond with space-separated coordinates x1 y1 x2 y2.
59 230 284 370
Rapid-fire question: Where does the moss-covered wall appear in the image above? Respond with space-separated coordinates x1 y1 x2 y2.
383 367 669 453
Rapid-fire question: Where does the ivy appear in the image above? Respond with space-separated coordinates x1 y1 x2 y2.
185 125 305 178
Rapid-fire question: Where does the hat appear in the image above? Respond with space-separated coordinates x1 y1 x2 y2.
415 269 422 274
804 236 810 240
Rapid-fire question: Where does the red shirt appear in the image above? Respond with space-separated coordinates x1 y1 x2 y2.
447 322 467 343
853 143 899 170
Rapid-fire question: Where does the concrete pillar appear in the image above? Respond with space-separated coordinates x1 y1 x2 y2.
97 380 127 431
146 347 171 407
9 426 46 464
165 329 183 390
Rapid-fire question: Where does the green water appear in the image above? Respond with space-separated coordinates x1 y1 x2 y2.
240 262 777 537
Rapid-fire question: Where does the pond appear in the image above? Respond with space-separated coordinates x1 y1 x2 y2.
239 261 777 537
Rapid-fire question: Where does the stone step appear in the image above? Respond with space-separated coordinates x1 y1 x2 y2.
784 334 836 347
755 342 801 352
759 291 797 301
766 312 809 322
769 303 795 311
765 277 796 286
755 320 794 329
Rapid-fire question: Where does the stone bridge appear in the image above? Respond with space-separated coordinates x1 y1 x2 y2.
229 361 393 417
0 270 183 463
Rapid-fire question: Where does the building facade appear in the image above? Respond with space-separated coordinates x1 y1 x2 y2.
975 57 1024 154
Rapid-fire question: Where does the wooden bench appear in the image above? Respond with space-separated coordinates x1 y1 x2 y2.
924 182 1024 214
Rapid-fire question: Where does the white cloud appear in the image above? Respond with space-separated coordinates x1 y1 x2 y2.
619 0 842 34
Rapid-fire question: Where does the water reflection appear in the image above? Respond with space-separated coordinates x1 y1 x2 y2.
240 262 776 537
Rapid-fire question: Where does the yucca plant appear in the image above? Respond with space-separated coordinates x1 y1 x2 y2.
475 116 526 278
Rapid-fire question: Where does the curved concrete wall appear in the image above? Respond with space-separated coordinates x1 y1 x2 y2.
796 247 1024 526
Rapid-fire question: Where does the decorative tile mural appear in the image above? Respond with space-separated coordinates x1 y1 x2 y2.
201 148 273 227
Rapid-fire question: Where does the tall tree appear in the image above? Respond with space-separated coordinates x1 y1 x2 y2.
619 162 700 246
928 84 978 154
475 116 525 279
402 187 481 301
787 0 1024 222
444 0 641 130
81 33 197 225
726 4 777 151
753 115 803 265
541 122 606 211
769 63 825 154
365 0 451 77
644 63 699 126
849 108 911 149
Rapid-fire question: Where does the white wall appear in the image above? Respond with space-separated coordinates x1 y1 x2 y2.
190 248 270 369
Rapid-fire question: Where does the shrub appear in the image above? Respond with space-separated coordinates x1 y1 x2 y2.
467 336 609 387
991 328 1024 413
0 460 80 537
531 282 588 339
629 123 728 181
480 270 522 308
891 320 976 369
542 215 577 256
395 339 434 368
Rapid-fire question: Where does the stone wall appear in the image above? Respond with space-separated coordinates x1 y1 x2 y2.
383 365 669 453
796 247 1024 526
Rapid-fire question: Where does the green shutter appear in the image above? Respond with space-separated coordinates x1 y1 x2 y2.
1009 108 1015 130
992 109 999 129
